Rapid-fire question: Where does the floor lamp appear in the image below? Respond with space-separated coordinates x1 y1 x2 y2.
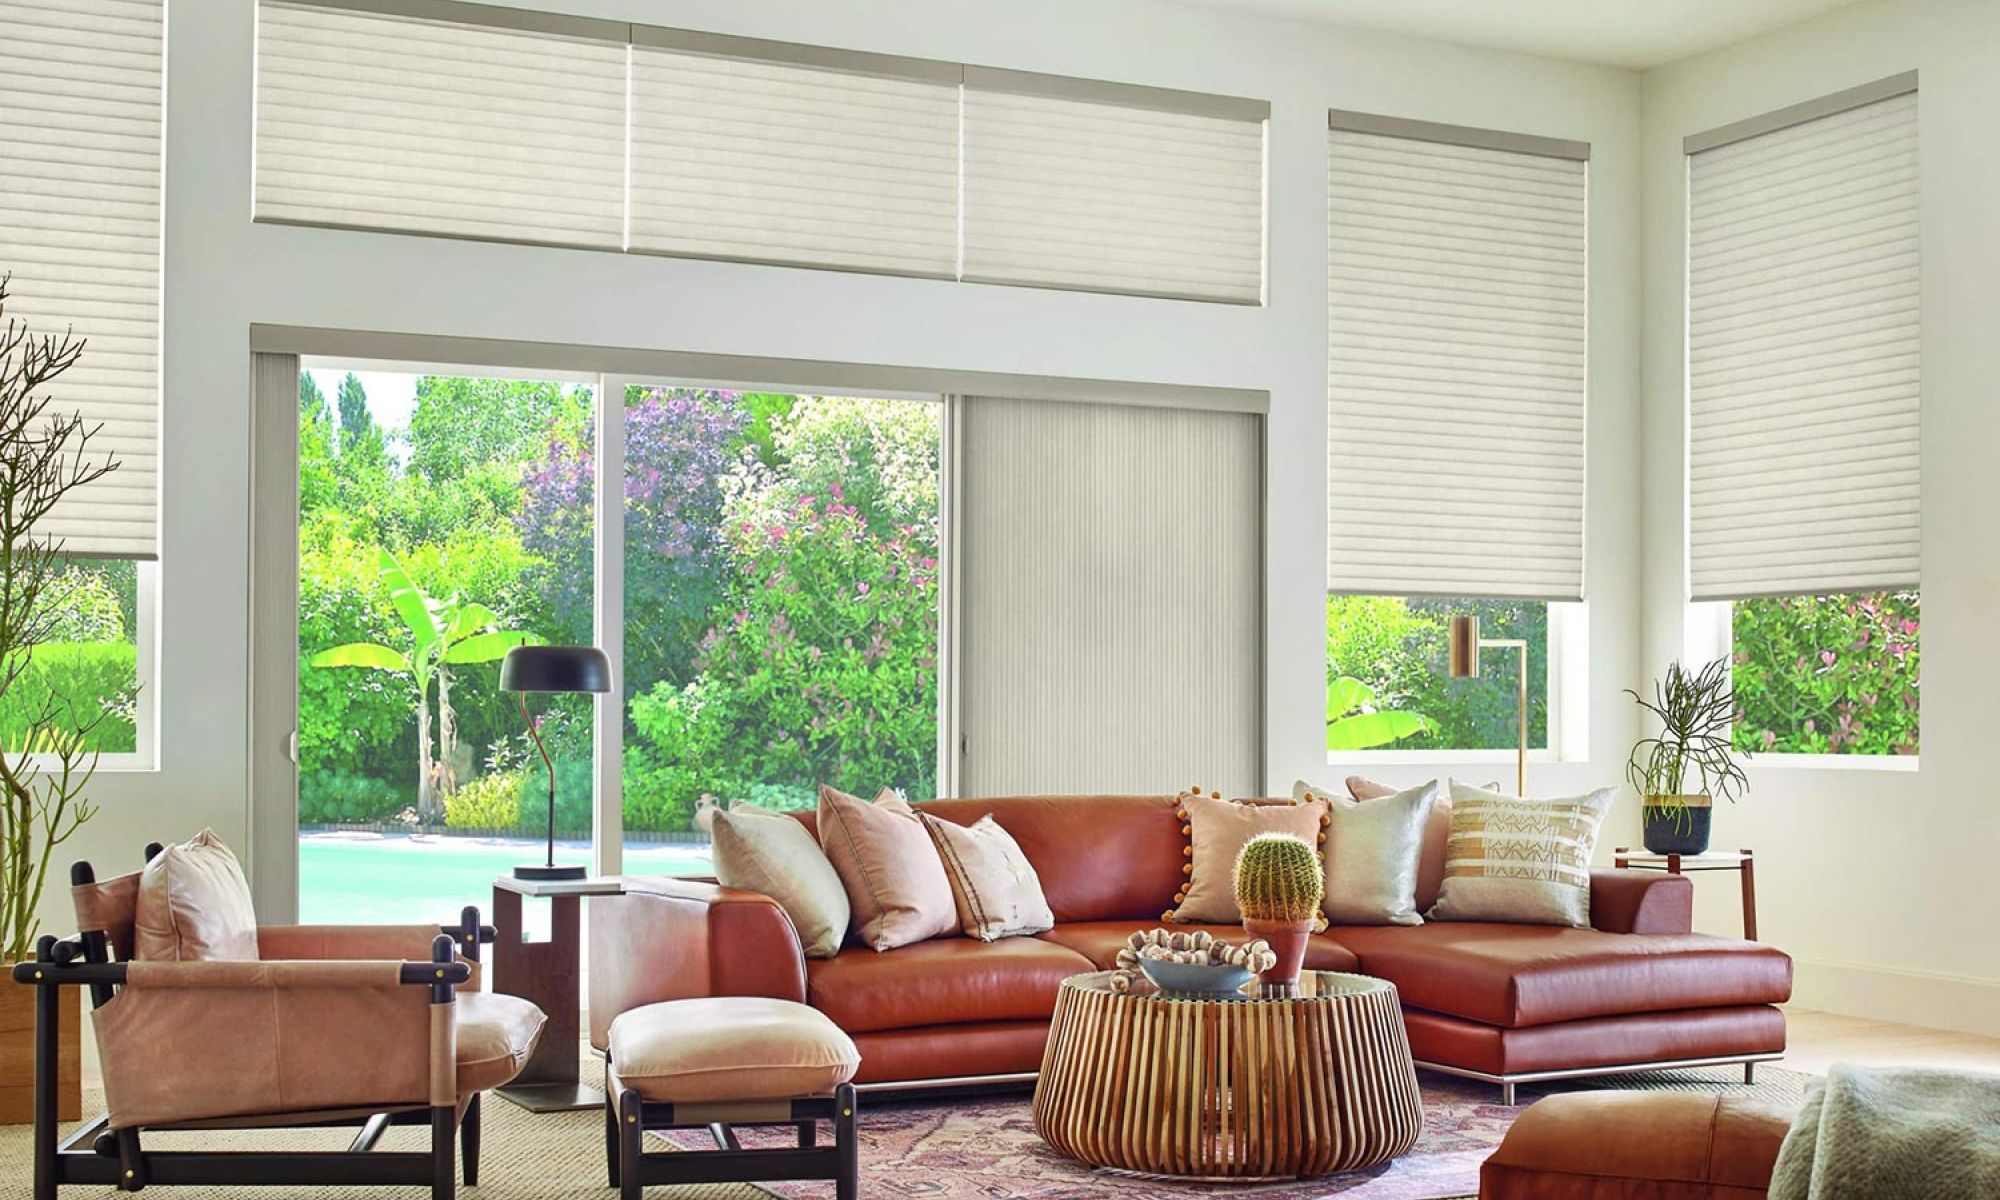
1447 615 1528 796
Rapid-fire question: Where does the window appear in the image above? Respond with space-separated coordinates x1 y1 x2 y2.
1729 591 1918 756
0 560 150 758
1325 596 1548 753
253 1 1268 302
614 387 942 861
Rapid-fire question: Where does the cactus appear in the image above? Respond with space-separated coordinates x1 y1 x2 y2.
1233 833 1325 923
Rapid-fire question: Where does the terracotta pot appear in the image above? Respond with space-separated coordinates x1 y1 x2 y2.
0 972 81 1125
1241 916 1314 989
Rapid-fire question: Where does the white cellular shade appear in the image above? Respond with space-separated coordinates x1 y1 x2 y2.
0 0 162 559
254 2 626 248
956 397 1261 797
1326 129 1588 600
963 85 1266 303
1687 90 1920 601
630 48 959 276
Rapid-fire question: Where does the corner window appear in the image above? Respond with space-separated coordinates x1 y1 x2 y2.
1 558 153 761
1325 595 1549 753
1730 590 1919 756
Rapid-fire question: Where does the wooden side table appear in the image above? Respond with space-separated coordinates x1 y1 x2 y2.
1612 848 1757 940
491 875 624 1113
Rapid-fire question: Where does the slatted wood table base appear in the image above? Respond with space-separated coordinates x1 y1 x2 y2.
1032 971 1423 1179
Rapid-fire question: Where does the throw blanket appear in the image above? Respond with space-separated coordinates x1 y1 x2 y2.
1771 1063 2000 1200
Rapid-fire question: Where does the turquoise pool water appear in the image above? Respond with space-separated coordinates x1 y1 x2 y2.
298 832 713 935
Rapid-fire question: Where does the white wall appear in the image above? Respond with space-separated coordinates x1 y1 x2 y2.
1640 0 2000 1034
43 2 1644 945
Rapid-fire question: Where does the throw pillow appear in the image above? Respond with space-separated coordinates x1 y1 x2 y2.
1295 778 1437 926
816 785 958 952
1166 789 1328 924
711 804 852 959
920 813 1055 941
1346 775 1493 912
134 829 260 962
1427 781 1615 928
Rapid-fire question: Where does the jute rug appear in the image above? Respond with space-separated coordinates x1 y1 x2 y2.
0 1054 1810 1200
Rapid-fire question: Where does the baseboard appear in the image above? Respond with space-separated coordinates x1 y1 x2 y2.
1790 957 2000 1038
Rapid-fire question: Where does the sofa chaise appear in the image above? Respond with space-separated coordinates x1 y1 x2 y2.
589 794 1793 1102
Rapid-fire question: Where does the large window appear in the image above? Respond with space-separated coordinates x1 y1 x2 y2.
0 560 148 757
616 388 941 855
1730 590 1919 757
1325 596 1548 753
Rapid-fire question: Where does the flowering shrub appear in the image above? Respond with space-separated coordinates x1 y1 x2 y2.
1731 590 1919 755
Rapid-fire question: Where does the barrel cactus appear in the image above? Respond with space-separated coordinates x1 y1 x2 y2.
1233 833 1325 923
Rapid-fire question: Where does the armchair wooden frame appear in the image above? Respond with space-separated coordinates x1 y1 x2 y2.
10 844 501 1200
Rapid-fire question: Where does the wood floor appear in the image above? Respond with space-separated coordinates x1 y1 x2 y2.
1779 1007 2000 1076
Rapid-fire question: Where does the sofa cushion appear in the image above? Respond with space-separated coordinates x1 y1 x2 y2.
1038 921 1360 973
806 936 1093 1034
457 991 549 1095
1482 1091 1792 1199
817 786 958 952
1327 923 1792 1028
915 795 1185 924
135 829 260 962
1168 791 1328 924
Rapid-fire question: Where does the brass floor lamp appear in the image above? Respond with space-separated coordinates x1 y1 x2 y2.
1447 615 1528 796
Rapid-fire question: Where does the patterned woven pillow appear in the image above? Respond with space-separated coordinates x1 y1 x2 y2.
1427 781 1614 928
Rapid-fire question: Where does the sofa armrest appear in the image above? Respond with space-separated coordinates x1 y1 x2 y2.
1590 869 1694 935
587 877 807 1049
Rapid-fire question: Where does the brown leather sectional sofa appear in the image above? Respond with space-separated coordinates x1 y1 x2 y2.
590 794 1794 1100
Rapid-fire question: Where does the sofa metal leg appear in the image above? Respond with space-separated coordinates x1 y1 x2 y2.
834 1083 859 1200
1744 1063 1757 1085
461 1094 481 1187
431 1105 456 1200
618 1088 643 1200
1499 1081 1517 1107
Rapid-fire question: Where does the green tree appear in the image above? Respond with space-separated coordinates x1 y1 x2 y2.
300 372 329 424
308 549 542 818
336 372 372 451
407 376 588 486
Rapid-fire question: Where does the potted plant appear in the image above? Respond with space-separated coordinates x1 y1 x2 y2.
0 276 118 1122
1625 659 1748 855
1234 832 1324 988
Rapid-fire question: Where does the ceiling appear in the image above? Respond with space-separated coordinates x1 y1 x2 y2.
1175 0 1866 70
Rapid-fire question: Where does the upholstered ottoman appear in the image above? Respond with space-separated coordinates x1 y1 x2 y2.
606 997 862 1200
1481 1092 1795 1199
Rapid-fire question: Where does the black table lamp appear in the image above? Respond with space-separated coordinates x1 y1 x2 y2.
500 645 611 881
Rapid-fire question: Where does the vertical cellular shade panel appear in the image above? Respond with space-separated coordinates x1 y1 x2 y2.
255 2 626 248
963 83 1266 302
956 397 1261 797
630 46 959 276
1688 91 1920 601
1326 130 1587 600
0 0 162 559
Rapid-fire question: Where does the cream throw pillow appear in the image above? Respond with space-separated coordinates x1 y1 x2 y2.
816 785 958 952
1167 792 1328 924
134 829 260 961
1295 779 1437 926
712 804 852 959
921 813 1055 941
1427 781 1615 928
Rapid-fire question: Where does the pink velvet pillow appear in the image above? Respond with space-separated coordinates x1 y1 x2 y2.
816 786 958 952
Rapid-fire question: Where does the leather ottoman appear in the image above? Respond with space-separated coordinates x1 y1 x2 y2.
1481 1091 1795 1199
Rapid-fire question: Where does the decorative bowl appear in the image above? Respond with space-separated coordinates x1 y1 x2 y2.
1138 958 1256 997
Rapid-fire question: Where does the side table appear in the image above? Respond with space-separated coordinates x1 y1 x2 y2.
1612 848 1757 940
491 874 624 1113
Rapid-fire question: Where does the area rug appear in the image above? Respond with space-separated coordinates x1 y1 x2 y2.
661 1064 1814 1200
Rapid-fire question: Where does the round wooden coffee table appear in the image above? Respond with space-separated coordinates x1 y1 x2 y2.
1032 970 1423 1179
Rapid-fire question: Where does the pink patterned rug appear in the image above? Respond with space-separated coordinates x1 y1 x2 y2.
662 1066 1811 1200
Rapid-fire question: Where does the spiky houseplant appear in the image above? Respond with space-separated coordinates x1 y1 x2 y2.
1234 832 1324 988
0 275 117 965
1626 658 1749 854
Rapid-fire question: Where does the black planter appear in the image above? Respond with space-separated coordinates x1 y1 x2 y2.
1641 801 1712 855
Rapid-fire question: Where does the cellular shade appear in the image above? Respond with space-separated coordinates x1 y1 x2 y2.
254 1 626 248
955 396 1261 797
1326 120 1589 600
0 0 163 559
962 72 1266 303
1687 85 1920 601
629 36 960 277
